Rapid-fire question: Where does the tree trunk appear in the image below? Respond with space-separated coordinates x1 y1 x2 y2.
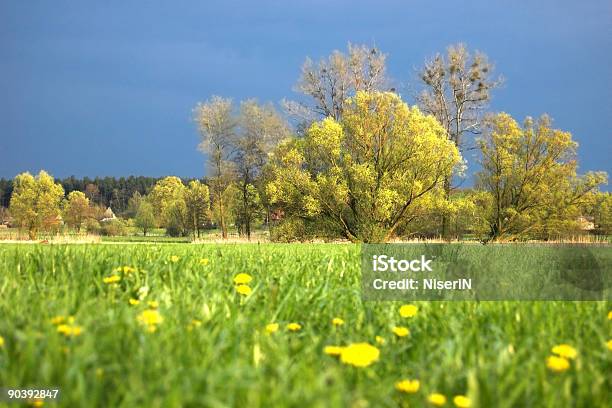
441 176 451 240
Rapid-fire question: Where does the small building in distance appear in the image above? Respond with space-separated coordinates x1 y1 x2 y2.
101 207 117 223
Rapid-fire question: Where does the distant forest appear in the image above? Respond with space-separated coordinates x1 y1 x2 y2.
0 176 204 214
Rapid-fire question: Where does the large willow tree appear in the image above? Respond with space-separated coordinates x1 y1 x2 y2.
266 91 460 243
476 113 607 241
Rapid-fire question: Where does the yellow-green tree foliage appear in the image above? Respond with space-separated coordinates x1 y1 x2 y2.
63 190 91 232
10 170 65 239
595 193 612 234
148 176 187 235
476 113 607 240
185 180 211 238
135 201 155 236
266 91 461 243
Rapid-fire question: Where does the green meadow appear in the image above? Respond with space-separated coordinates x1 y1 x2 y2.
0 243 610 407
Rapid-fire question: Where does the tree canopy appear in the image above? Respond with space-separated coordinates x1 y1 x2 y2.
267 91 461 242
476 113 607 240
9 171 65 239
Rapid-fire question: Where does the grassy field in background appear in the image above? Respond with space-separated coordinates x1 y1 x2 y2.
0 243 610 407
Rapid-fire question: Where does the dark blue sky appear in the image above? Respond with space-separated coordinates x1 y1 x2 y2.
1 0 611 185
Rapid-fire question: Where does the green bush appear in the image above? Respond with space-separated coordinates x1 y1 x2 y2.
99 219 128 236
83 218 101 234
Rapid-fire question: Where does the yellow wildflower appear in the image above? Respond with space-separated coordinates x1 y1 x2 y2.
235 285 252 296
399 304 418 318
29 399 44 407
0 335 4 348
332 317 345 326
428 393 447 406
199 258 210 265
393 326 410 337
546 355 570 373
608 310 612 320
147 300 159 309
170 255 179 263
50 316 66 325
606 339 612 351
128 298 140 306
187 319 202 331
137 309 163 329
103 275 121 284
234 273 253 285
551 344 577 360
265 323 279 334
56 324 83 337
453 395 471 408
115 266 136 274
324 346 344 356
395 379 420 394
339 342 380 367
375 336 386 345
287 322 302 331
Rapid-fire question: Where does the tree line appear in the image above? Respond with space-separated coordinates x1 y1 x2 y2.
0 176 204 214
194 43 609 242
2 43 610 242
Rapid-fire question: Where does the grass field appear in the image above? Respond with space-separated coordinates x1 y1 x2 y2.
0 243 610 407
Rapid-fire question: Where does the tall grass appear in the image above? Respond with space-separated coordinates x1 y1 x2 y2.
0 243 610 407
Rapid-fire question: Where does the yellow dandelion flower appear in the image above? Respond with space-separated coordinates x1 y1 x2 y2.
128 298 140 306
137 309 163 327
608 310 612 320
115 266 136 274
395 379 420 394
324 346 344 356
453 395 471 408
170 255 179 263
332 317 345 326
147 300 159 309
546 355 570 373
56 324 83 337
103 275 121 284
393 326 410 337
287 322 302 331
399 304 418 318
187 319 202 331
29 399 44 407
375 336 386 345
265 323 279 334
50 316 66 325
551 344 577 360
235 285 252 296
234 273 253 285
199 258 210 265
606 339 612 351
428 393 447 406
339 342 380 367
0 335 4 348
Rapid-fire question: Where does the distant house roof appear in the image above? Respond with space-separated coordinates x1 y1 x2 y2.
101 207 116 222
